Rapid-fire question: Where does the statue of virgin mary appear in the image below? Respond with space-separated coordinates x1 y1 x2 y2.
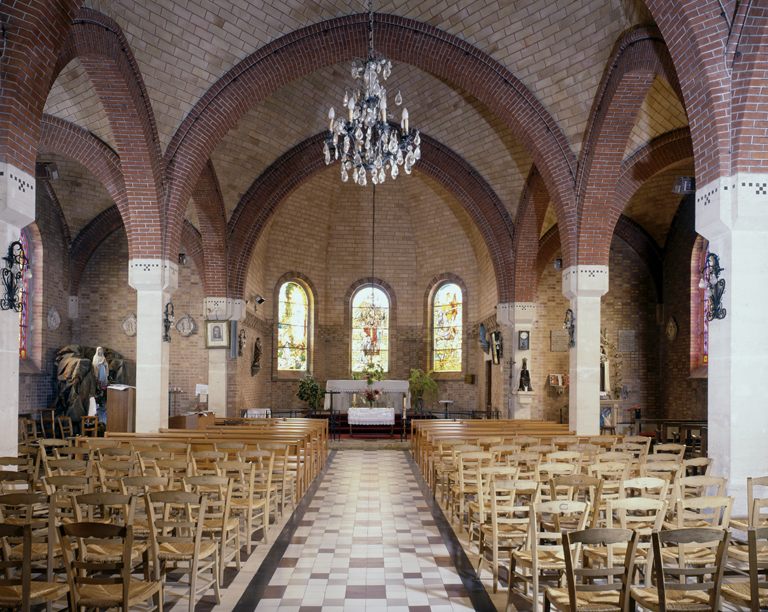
92 346 109 387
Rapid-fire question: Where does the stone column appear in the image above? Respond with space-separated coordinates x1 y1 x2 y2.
0 163 36 457
498 302 537 419
696 174 768 516
562 265 609 435
128 260 178 432
203 298 246 417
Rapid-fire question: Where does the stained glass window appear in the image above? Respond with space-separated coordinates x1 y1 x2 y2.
433 283 462 371
351 286 389 372
18 231 29 359
277 282 309 371
702 245 709 365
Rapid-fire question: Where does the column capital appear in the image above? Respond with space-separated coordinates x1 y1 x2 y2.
0 163 35 228
203 297 247 321
697 172 768 240
562 265 609 300
497 302 537 327
128 259 179 293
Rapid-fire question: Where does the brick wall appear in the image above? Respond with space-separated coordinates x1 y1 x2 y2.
660 194 706 419
72 228 209 417
19 184 73 415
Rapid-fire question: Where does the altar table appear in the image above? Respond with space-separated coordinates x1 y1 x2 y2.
348 408 395 437
323 380 410 413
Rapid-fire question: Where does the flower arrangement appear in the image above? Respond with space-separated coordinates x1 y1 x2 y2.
364 388 381 407
361 363 384 385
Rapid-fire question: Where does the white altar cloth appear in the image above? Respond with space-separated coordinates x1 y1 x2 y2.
244 409 271 418
348 408 395 426
324 380 410 413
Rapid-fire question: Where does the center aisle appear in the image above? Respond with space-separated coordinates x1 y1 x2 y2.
228 449 496 612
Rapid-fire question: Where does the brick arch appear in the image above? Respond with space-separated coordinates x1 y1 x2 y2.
69 205 123 296
645 0 730 186
180 220 206 290
615 128 693 210
575 27 680 267
514 166 551 302
0 0 80 175
164 12 576 263
227 132 515 302
192 161 228 296
53 9 164 258
729 11 768 174
422 272 469 375
536 217 663 302
38 114 134 253
39 178 71 246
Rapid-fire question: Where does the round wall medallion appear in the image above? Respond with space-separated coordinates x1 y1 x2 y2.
175 313 197 337
666 317 678 341
47 305 60 331
121 313 137 337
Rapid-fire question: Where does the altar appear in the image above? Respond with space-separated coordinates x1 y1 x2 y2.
323 380 410 413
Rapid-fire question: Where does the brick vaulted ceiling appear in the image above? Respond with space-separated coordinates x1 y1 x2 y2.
42 0 687 260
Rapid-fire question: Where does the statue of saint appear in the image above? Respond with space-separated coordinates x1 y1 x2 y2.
92 347 109 387
518 357 533 392
251 337 262 376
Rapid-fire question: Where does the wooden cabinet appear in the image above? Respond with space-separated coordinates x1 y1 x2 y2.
168 412 215 430
106 386 136 433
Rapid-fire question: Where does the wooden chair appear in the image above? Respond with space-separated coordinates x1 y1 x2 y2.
238 450 279 524
551 436 579 450
53 446 91 461
190 451 227 478
20 418 39 443
630 528 729 612
512 436 540 448
158 441 190 461
587 461 630 508
242 446 295 517
674 474 727 503
96 460 134 493
145 490 219 612
666 495 733 531
216 459 271 553
81 416 98 437
58 522 163 612
509 500 589 612
0 523 70 612
120 476 169 538
549 474 603 530
468 465 519 546
654 443 687 459
39 409 55 439
444 444 482 506
97 446 134 463
587 498 668 586
544 528 640 612
57 416 74 439
476 479 540 593
536 463 578 500
730 475 768 531
429 439 466 501
154 459 191 490
449 451 493 533
137 451 172 476
723 526 768 612
619 476 670 502
528 444 556 454
214 442 246 459
183 475 240 582
683 456 713 476
509 451 543 480
43 458 92 479
0 470 34 495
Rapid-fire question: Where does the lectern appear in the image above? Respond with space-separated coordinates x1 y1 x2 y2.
106 386 136 432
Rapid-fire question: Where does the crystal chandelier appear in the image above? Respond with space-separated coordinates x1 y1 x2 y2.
323 0 420 186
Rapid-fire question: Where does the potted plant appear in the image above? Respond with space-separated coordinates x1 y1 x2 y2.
408 368 439 414
297 374 326 413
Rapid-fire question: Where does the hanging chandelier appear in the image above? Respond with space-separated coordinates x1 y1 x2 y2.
323 0 420 185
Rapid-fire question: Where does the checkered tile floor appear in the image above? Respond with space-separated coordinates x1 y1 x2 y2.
168 449 521 612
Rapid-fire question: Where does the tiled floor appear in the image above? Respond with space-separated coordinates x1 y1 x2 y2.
161 449 520 612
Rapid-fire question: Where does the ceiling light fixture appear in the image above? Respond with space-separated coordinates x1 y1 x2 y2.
323 0 420 185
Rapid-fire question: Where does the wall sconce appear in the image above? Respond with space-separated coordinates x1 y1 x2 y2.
1 240 27 312
163 302 175 342
699 252 726 320
564 308 575 348
238 329 247 357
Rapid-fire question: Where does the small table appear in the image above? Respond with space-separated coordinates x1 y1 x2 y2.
439 400 454 418
348 408 395 438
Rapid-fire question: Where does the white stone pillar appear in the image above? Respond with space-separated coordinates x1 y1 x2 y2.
498 302 537 419
203 298 246 417
128 260 178 432
696 174 768 517
562 266 609 435
0 163 36 457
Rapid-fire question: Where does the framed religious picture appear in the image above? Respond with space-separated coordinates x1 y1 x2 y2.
205 320 230 349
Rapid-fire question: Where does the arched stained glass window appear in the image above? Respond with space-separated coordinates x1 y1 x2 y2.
701 244 709 365
277 282 309 371
433 283 462 371
351 286 389 372
18 231 29 359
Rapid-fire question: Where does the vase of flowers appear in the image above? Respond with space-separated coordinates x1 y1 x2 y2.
364 387 381 407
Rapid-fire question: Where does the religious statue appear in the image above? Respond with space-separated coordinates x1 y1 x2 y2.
477 324 490 354
518 357 533 391
92 346 109 424
251 337 262 376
